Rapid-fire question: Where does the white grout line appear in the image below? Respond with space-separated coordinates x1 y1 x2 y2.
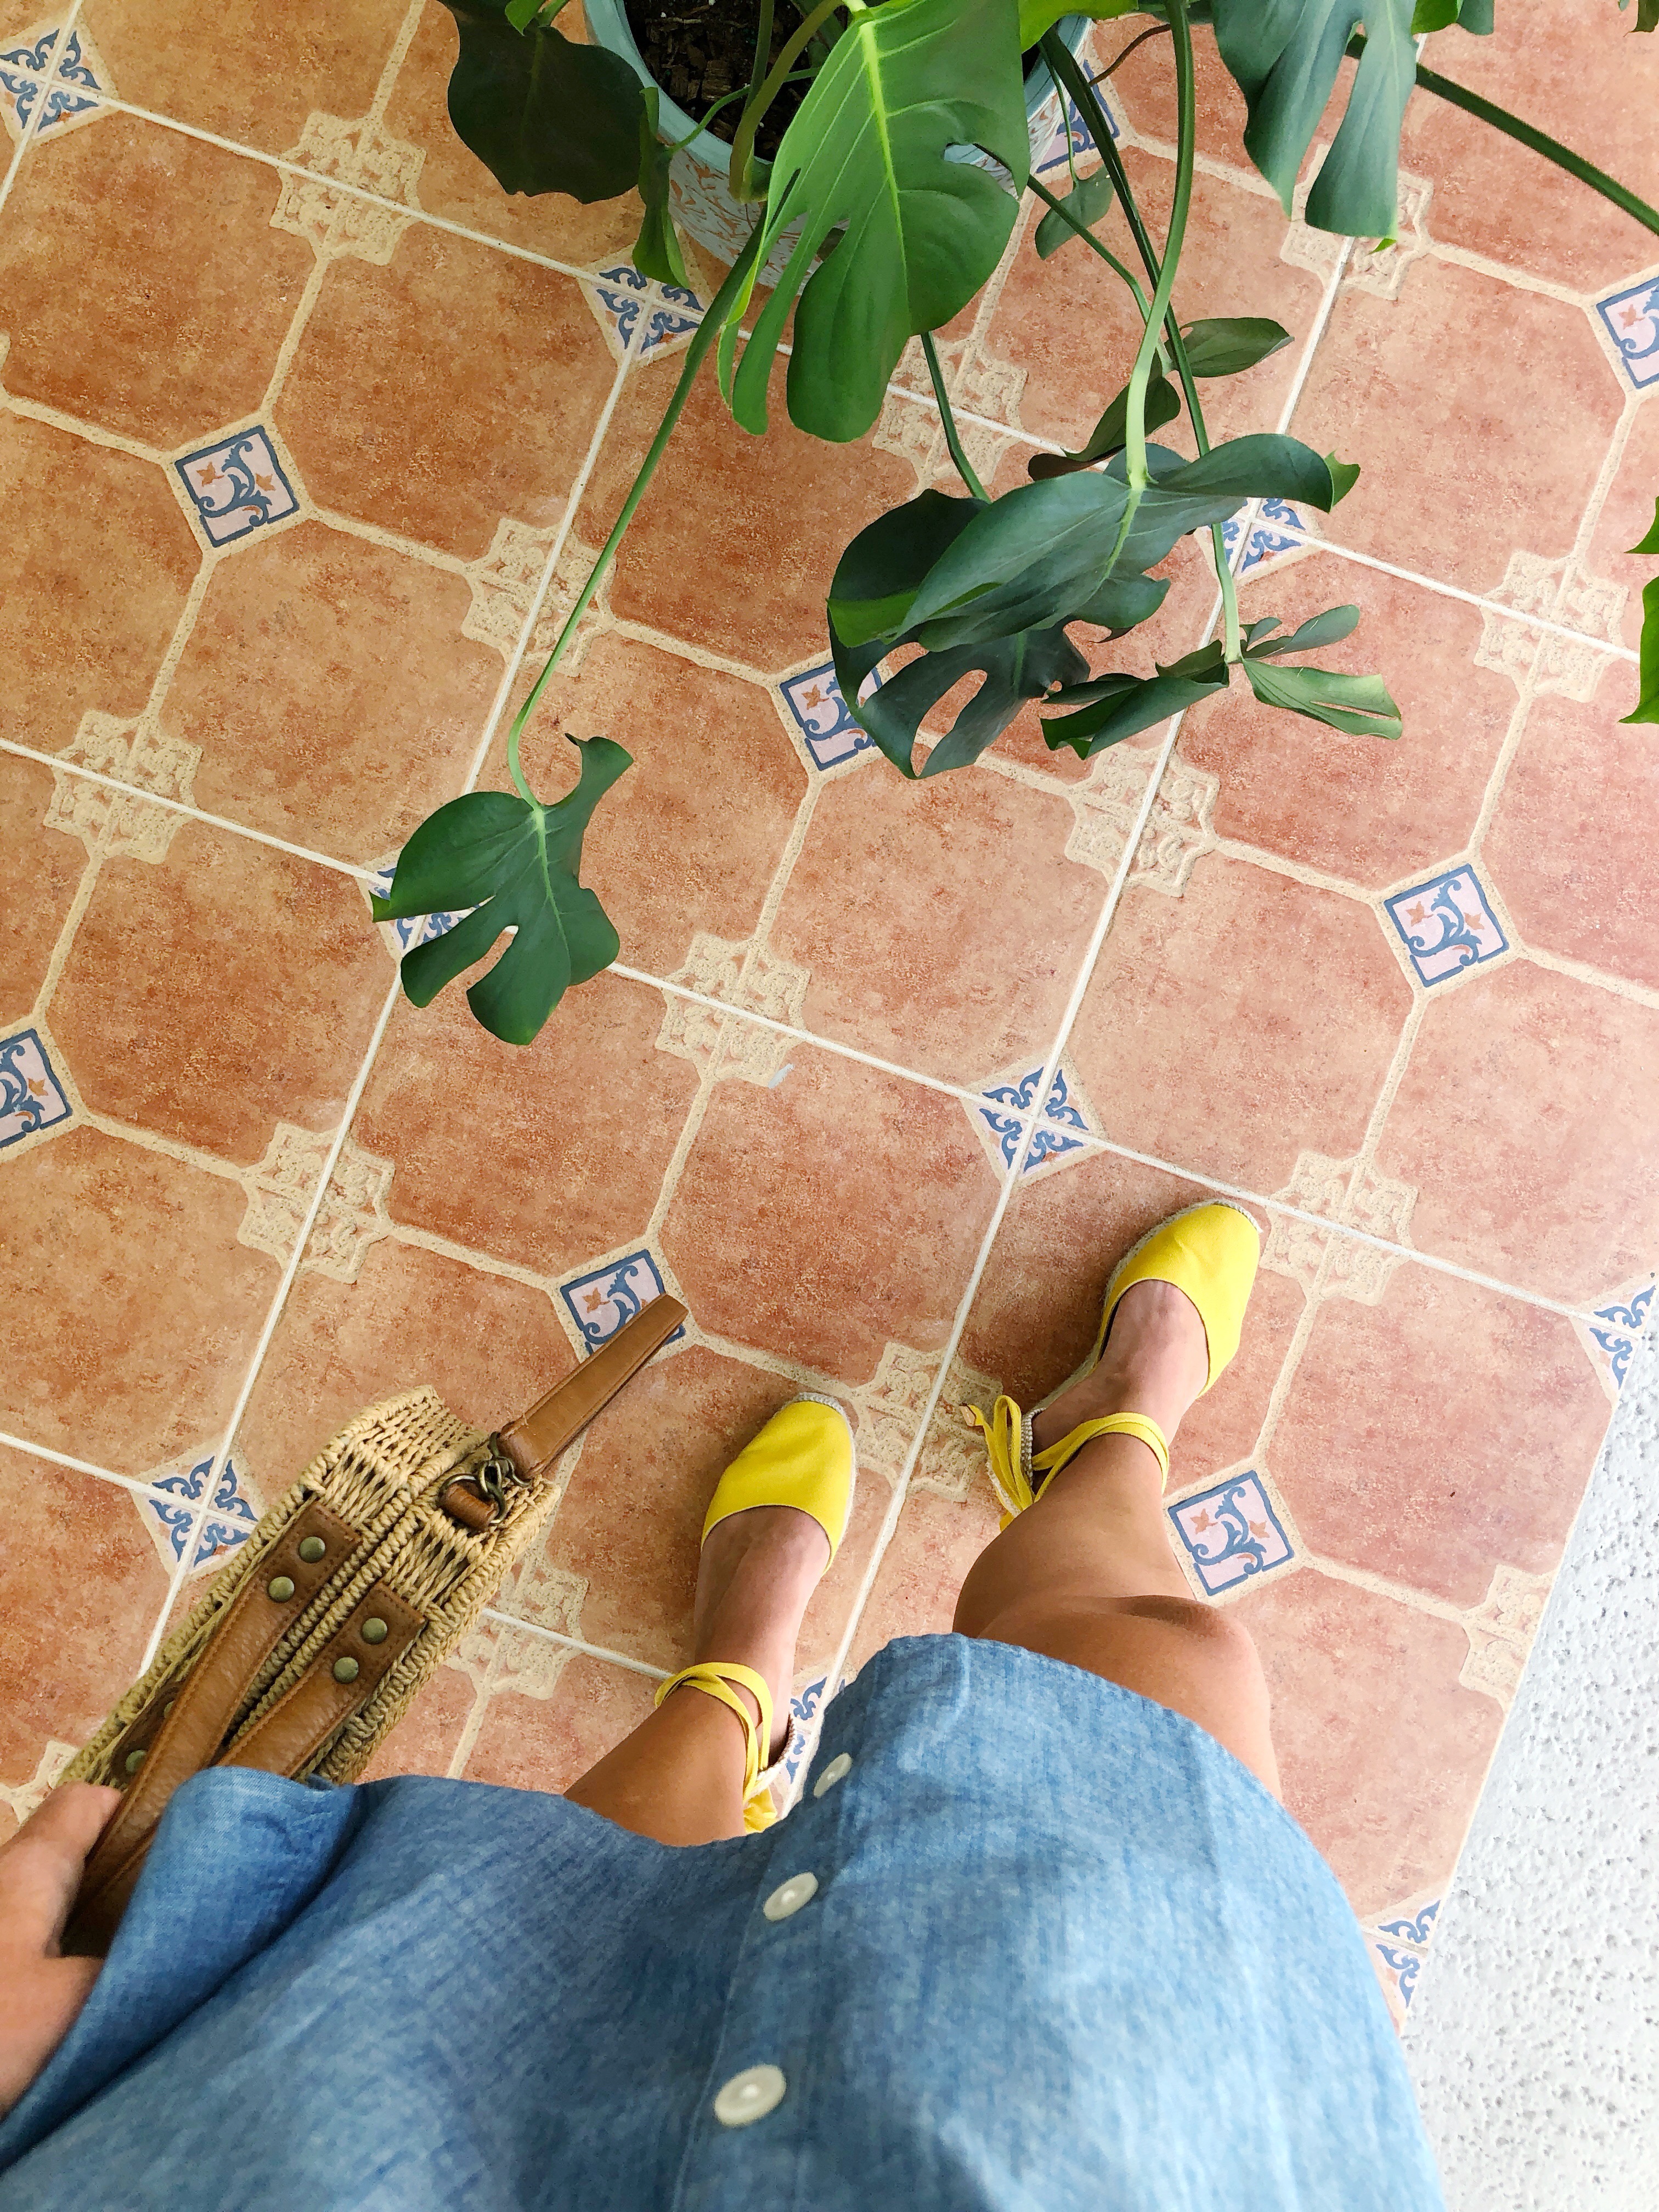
0 1427 188 1504
0 0 84 222
479 1608 672 1681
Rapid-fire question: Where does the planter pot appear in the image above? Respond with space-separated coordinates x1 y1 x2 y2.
583 0 1091 285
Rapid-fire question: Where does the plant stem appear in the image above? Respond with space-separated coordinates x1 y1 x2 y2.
1026 173 1152 314
1093 22 1170 81
921 332 989 500
504 227 768 804
1042 25 1242 657
1115 0 1193 491
1408 53 1659 239
729 0 845 202
668 69 816 159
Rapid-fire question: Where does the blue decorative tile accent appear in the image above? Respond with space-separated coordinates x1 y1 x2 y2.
1369 1899 1440 2012
147 1453 259 1570
780 661 883 771
1 25 102 134
591 264 703 356
1220 498 1308 575
1170 1472 1294 1595
561 1249 686 1355
0 1028 72 1150
366 864 471 956
175 427 298 546
1036 89 1117 175
781 1673 830 1788
1590 1282 1654 1391
977 1064 1088 1174
1596 275 1659 391
1385 865 1508 987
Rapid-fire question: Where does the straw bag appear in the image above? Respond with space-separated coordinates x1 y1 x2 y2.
60 1295 686 1957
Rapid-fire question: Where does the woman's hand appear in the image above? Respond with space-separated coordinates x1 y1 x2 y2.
0 1783 121 2120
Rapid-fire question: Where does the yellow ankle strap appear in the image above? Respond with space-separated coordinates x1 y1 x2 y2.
961 1397 1170 1528
654 1662 778 1831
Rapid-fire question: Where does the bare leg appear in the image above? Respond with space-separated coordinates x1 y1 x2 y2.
565 1505 829 1845
952 1279 1280 1794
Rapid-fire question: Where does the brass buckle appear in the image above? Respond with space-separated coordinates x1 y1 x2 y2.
471 1437 528 1522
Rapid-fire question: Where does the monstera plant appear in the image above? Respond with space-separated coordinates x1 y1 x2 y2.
374 0 1659 1043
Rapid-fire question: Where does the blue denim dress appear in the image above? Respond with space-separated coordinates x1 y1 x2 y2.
0 1635 1443 2209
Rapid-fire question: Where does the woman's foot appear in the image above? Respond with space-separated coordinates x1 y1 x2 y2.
1030 1277 1210 1463
690 1505 830 1762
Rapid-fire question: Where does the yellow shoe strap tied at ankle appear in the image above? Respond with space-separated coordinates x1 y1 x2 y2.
962 1398 1170 1529
654 1662 778 1831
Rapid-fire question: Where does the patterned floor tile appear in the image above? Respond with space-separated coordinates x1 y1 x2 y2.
848 1478 1001 1673
1068 850 1414 1200
1400 0 1659 294
1178 556 1517 889
49 820 388 1165
1269 1260 1610 1607
0 1448 170 1833
357 1660 481 1785
464 1649 659 1793
1234 1568 1500 1923
1581 400 1659 658
1292 255 1624 595
0 415 199 756
0 1127 279 1475
2 757 89 1025
276 223 619 561
0 111 313 448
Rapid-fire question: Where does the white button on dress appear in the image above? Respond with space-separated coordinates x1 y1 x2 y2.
762 1871 819 1922
713 2063 787 2127
812 1752 851 1798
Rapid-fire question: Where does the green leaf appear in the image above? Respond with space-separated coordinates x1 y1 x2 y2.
437 0 643 202
827 489 985 650
1428 0 1494 26
719 0 1031 442
1035 167 1118 259
372 738 632 1044
1325 453 1361 504
1628 499 1659 558
1027 367 1182 479
835 623 1091 777
1042 646 1232 757
1409 0 1459 29
1108 435 1343 577
1178 317 1293 376
1621 577 1659 724
1639 0 1659 33
631 87 688 285
1242 658 1402 738
899 473 1133 647
1019 0 1138 41
1209 0 1417 239
1242 604 1361 658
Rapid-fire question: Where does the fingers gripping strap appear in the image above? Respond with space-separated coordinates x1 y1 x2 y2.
654 1662 775 1807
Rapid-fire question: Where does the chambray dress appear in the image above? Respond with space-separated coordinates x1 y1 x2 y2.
0 1636 1442 2209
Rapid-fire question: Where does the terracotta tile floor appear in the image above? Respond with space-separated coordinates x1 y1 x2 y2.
3 3 1656 2030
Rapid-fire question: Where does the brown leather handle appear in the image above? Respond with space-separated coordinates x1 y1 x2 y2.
220 1579 425 1777
499 1294 687 1475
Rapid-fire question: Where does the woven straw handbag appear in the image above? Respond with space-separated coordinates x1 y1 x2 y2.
60 1295 685 1957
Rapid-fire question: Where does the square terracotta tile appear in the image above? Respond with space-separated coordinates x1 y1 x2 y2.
356 1658 482 1784
353 971 699 1282
1402 1 1659 295
0 110 313 448
658 1041 1002 1388
1268 1260 1609 1610
848 1476 1001 1672
49 820 390 1165
0 1448 170 1831
1291 256 1623 596
1177 552 1517 889
498 1342 892 1697
1232 1567 1501 1922
977 150 1327 459
0 414 200 755
1 755 89 1026
1067 849 1414 1200
1582 399 1659 658
0 1126 278 1476
276 223 620 561
496 631 809 980
463 1646 659 1793
1371 958 1659 1307
382 0 645 274
75 0 411 156
165 520 503 866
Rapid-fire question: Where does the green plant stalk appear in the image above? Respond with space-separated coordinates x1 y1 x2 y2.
1025 173 1152 315
667 68 816 159
729 0 846 203
1042 26 1243 659
729 0 776 198
921 330 989 501
504 226 767 803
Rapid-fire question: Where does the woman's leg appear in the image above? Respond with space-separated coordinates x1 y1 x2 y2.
952 1277 1280 1794
564 1504 829 1845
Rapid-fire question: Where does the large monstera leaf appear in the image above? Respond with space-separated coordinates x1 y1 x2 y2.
718 0 1030 443
438 0 642 202
372 737 631 1045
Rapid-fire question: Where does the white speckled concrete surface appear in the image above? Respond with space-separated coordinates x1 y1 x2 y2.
1404 1321 1659 2211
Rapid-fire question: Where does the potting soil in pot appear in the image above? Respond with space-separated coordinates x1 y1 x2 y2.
623 0 817 158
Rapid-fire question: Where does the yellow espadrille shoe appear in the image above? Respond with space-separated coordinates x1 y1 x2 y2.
962 1201 1261 1529
656 1395 855 1830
